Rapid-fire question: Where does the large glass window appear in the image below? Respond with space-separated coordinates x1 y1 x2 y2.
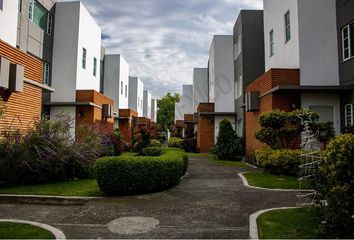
0 0 3 11
29 0 53 35
82 48 87 69
342 22 354 61
43 62 50 85
345 104 354 126
121 81 123 95
285 11 291 42
269 29 274 57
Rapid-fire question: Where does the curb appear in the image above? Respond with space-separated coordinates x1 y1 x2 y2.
238 172 314 192
242 161 258 169
0 219 66 239
249 206 301 239
0 194 102 205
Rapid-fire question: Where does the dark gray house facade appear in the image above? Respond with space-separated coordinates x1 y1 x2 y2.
233 10 265 137
337 0 354 129
17 0 56 106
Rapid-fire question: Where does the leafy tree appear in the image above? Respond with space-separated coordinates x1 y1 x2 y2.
316 134 354 238
157 93 180 130
212 119 244 160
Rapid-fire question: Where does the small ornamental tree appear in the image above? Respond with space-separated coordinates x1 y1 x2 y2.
212 119 244 160
255 109 333 149
255 110 298 149
316 134 354 238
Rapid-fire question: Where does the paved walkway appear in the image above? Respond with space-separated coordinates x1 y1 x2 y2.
0 157 298 239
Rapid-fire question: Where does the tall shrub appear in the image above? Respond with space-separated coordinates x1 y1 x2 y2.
316 134 354 238
212 119 244 160
0 117 100 186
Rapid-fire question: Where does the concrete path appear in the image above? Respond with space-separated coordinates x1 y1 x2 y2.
0 157 298 239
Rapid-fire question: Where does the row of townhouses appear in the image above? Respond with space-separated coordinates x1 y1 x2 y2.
0 0 158 145
175 0 354 156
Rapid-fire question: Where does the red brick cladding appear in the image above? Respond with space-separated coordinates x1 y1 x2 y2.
76 90 114 135
245 69 300 156
119 109 138 145
197 103 215 153
0 40 42 132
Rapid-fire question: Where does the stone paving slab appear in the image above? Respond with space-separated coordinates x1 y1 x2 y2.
0 157 298 239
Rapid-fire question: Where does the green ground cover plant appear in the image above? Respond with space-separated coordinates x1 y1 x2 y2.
257 207 320 239
243 172 311 189
0 222 55 239
0 179 100 196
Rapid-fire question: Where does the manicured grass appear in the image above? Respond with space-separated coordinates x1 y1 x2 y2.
257 207 321 239
0 222 55 239
244 172 312 189
207 156 251 169
0 179 101 196
186 153 212 158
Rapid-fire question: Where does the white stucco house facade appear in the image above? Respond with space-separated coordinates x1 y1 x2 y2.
128 76 144 116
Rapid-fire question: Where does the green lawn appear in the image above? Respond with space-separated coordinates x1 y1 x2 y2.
0 222 55 239
257 207 321 239
0 179 101 196
209 158 249 168
186 153 212 158
244 172 312 189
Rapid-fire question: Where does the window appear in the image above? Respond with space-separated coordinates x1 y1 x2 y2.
46 13 53 36
342 22 354 61
18 0 22 12
345 104 354 126
141 99 143 108
236 119 243 137
29 1 47 30
285 11 291 42
121 81 123 95
138 97 140 107
125 85 127 98
269 29 274 57
29 0 34 20
234 34 242 60
0 0 3 10
235 76 242 99
82 48 86 69
43 62 50 85
93 57 97 76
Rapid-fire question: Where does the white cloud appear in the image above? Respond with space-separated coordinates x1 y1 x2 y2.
78 0 263 98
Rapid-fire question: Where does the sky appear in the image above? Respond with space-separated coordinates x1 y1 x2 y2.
69 0 263 98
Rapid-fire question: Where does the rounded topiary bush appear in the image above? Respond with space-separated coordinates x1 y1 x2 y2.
94 148 188 196
168 137 183 148
149 139 162 147
142 147 162 156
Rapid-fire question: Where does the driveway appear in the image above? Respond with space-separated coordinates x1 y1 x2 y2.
0 157 298 239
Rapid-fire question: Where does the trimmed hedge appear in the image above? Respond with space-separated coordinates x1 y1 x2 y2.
255 148 303 176
94 148 188 195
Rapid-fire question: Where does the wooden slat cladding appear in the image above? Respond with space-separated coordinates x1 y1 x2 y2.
0 40 43 83
0 40 43 132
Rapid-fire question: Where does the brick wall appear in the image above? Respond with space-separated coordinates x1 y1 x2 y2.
245 69 300 156
0 40 42 132
197 103 215 153
76 90 114 135
119 109 138 145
